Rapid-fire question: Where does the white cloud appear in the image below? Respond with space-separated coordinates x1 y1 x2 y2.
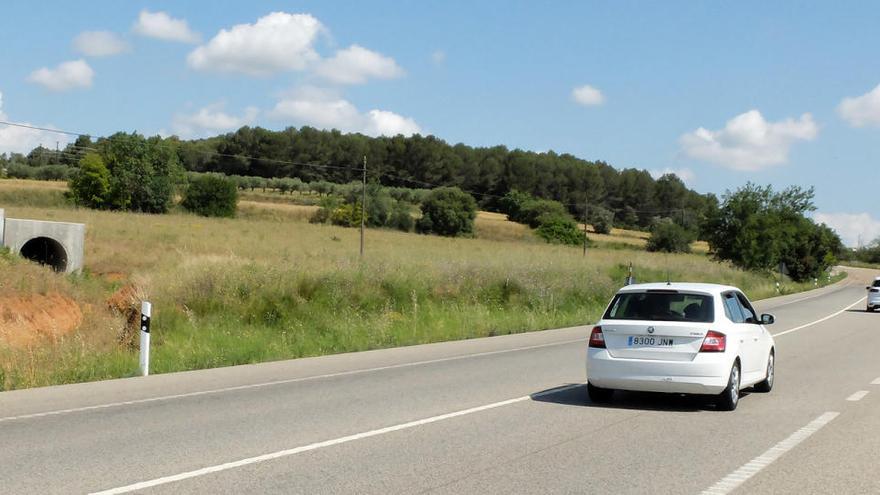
837 83 880 128
365 110 421 136
572 84 604 106
679 110 818 171
27 59 94 92
431 50 446 65
315 45 404 85
269 87 421 136
133 10 200 43
170 103 259 138
73 31 130 57
649 167 696 186
813 212 880 247
0 91 71 154
188 12 322 76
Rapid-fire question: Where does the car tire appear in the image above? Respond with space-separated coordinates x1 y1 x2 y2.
587 382 613 403
753 351 774 393
716 361 741 411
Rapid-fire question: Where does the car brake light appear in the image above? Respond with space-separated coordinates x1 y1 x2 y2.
589 326 606 348
700 330 726 352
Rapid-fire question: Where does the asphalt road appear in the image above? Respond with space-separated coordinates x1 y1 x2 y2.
1 267 878 494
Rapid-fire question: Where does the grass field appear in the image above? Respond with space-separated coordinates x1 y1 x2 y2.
0 179 844 390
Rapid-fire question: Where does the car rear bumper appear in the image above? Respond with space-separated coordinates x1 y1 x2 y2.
586 348 732 395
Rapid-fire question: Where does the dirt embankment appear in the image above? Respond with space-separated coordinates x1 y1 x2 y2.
0 293 83 347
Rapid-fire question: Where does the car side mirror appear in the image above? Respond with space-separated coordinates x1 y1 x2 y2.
761 314 775 325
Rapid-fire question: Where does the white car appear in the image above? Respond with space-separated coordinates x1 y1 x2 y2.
586 283 776 411
867 277 880 312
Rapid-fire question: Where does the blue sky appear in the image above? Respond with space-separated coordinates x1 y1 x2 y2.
1 1 879 245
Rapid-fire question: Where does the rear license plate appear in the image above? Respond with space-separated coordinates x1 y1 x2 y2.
627 336 674 346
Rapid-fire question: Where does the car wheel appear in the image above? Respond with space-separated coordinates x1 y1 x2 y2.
716 361 741 411
587 382 614 403
754 351 774 393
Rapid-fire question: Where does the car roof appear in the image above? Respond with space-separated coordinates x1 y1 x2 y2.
617 282 739 295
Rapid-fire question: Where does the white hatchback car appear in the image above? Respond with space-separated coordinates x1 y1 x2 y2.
586 283 776 411
867 277 880 312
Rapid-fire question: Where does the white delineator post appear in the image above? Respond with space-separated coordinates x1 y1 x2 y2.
139 301 151 376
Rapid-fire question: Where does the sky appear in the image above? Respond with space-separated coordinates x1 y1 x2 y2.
1 1 879 246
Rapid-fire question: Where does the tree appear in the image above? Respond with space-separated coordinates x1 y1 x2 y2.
705 183 843 280
590 206 614 235
68 153 110 208
416 187 477 237
647 218 695 253
182 174 238 217
97 132 185 213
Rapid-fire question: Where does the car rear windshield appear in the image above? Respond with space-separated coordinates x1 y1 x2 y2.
603 291 715 323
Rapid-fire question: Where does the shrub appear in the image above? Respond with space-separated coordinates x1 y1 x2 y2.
389 202 415 232
69 153 110 208
182 174 238 217
499 190 534 221
416 187 477 237
330 202 366 227
310 196 341 224
535 215 584 245
590 207 614 234
647 219 694 253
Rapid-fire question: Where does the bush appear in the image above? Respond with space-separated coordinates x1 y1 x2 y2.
647 219 695 253
69 153 110 208
590 207 614 234
416 187 477 237
330 202 366 227
389 202 415 232
182 174 238 217
535 215 584 245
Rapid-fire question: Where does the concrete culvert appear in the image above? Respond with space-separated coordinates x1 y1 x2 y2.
20 236 68 272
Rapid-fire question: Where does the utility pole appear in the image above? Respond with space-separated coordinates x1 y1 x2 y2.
360 155 366 258
582 200 589 257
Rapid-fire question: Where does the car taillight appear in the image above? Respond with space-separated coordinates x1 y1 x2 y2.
700 330 726 352
589 326 606 348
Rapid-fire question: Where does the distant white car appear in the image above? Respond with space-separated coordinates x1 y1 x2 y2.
868 277 880 312
586 283 776 411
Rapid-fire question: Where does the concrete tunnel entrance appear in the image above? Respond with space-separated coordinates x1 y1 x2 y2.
19 236 68 273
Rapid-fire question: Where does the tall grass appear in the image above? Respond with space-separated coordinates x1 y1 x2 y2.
0 181 846 390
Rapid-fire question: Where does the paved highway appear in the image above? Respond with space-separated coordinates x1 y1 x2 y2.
1 267 878 494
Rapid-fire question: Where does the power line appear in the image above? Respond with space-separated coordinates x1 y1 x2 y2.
0 120 87 137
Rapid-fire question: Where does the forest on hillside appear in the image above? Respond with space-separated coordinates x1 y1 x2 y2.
1 126 717 230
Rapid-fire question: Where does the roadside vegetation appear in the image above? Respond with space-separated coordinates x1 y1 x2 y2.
0 179 846 391
0 126 849 390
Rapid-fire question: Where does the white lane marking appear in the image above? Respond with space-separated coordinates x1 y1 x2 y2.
771 296 866 338
701 411 839 495
88 384 581 495
759 283 848 309
0 338 585 423
872 377 880 385
846 390 869 402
